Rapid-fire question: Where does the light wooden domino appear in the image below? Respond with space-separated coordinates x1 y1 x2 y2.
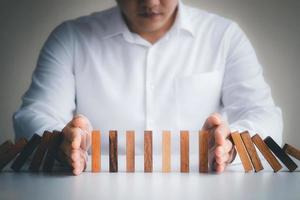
126 130 135 172
92 130 101 172
162 130 171 172
231 132 253 172
240 131 263 172
251 134 282 172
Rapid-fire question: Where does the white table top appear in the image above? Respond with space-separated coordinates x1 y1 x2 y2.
0 155 299 200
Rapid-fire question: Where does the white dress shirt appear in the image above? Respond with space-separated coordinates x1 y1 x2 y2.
13 2 283 154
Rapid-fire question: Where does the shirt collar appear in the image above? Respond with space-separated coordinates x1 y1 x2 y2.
102 0 195 40
173 0 196 37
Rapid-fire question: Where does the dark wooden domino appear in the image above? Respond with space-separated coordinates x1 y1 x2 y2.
109 130 118 172
0 140 13 154
231 132 253 172
240 131 264 172
144 130 153 172
42 131 63 172
283 143 300 161
199 130 209 173
56 148 72 170
0 140 14 163
11 134 41 172
251 134 282 172
264 136 298 172
180 130 189 173
29 131 52 172
0 138 27 171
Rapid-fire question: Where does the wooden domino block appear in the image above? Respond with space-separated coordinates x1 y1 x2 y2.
126 130 135 172
264 136 298 172
56 148 71 169
0 140 14 165
162 130 171 172
240 131 264 172
283 143 300 161
0 138 27 171
180 130 189 173
42 131 63 172
231 132 253 172
11 134 41 172
92 130 101 172
144 130 153 172
29 131 52 172
0 140 13 154
251 134 282 172
109 130 118 172
199 129 209 173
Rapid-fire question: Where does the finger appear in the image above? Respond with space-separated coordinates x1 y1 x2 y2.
79 150 87 172
215 145 225 158
224 139 233 153
208 128 216 148
85 131 92 151
215 151 230 165
62 126 82 149
78 150 88 172
70 149 82 174
214 123 231 146
214 162 226 173
215 140 233 155
80 131 91 151
215 146 229 163
73 157 85 175
72 150 87 175
71 114 93 133
71 115 92 150
208 148 216 169
213 159 226 173
202 113 222 131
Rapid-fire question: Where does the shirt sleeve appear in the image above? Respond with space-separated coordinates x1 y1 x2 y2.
13 21 76 140
221 22 283 146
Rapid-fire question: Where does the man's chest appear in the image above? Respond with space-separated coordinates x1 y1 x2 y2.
73 35 226 133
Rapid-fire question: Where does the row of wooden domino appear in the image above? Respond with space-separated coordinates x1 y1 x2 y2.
91 130 207 173
0 131 65 172
0 130 300 173
91 130 300 173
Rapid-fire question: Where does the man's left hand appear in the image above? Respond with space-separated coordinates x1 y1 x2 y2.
202 113 237 173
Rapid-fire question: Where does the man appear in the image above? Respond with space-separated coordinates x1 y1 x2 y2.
13 0 283 175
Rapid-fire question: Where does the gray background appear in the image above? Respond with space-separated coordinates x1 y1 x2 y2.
0 0 299 146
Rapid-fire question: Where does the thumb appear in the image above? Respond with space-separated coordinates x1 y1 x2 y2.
202 113 222 131
70 114 93 150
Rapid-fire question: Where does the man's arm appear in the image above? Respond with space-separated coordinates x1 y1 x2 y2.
222 22 283 144
13 21 76 140
13 21 90 175
206 22 283 172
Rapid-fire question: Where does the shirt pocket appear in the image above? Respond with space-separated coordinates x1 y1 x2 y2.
175 70 223 130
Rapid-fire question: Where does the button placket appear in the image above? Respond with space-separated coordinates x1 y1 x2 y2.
145 47 155 129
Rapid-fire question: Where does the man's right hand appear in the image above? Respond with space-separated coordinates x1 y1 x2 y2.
59 114 92 175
